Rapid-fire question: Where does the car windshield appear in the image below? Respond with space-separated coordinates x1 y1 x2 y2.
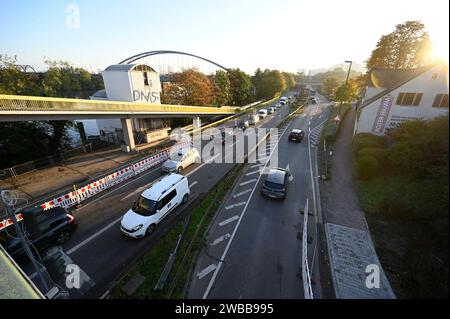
264 180 284 190
132 195 158 216
170 152 184 162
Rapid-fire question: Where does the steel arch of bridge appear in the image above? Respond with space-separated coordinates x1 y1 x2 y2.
119 50 229 72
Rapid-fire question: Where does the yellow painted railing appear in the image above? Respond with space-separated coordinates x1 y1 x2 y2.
0 94 235 114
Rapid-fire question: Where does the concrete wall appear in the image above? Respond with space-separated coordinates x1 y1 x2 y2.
356 65 449 135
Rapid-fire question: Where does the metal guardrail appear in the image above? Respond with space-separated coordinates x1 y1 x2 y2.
0 94 235 115
302 199 314 299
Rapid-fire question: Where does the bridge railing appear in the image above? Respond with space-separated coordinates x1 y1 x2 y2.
0 94 235 114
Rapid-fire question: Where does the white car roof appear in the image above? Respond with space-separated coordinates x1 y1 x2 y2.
142 173 185 201
292 129 303 133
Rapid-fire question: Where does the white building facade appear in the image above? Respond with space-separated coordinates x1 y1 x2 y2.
90 64 170 148
355 64 449 135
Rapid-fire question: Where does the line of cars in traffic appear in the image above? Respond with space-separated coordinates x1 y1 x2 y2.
1 94 305 260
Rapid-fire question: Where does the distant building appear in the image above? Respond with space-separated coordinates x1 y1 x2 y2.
354 63 449 135
90 64 170 146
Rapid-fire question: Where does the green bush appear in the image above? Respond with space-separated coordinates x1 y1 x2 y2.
353 134 388 155
357 147 389 162
356 155 379 180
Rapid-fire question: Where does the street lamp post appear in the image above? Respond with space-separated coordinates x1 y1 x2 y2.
339 60 352 113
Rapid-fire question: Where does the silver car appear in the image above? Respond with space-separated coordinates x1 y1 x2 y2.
162 148 200 173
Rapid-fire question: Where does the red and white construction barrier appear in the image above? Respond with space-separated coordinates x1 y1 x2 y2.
0 141 191 231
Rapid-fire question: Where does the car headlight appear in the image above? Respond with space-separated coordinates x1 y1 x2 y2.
132 224 143 231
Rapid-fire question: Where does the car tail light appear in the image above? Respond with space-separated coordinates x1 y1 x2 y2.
67 214 75 224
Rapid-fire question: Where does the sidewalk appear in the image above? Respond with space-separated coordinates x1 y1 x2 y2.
0 139 172 205
319 105 396 299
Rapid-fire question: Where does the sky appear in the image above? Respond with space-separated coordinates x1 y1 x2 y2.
0 0 448 74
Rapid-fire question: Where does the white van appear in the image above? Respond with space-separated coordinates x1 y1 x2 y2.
120 173 190 238
249 114 260 125
257 109 268 118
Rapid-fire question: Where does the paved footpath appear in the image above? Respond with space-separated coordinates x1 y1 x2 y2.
320 105 395 299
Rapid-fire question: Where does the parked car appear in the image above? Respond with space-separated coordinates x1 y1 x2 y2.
280 97 288 105
162 147 199 173
261 168 290 200
257 109 268 118
0 207 76 261
288 129 304 143
249 114 260 125
120 173 190 238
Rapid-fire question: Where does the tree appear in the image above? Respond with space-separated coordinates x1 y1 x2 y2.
0 55 104 168
366 21 432 70
163 69 213 106
335 79 358 103
282 72 296 90
228 68 252 106
321 76 340 97
211 70 231 106
252 69 287 100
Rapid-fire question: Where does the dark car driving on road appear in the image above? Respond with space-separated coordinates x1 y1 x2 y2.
261 168 290 200
288 129 304 143
0 207 76 261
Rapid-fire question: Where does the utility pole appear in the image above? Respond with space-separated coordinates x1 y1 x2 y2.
0 189 52 294
339 60 353 114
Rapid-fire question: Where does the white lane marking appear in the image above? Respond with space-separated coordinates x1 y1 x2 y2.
120 184 149 201
202 113 293 299
218 215 240 227
250 163 264 169
233 188 252 198
245 169 260 177
197 264 217 280
239 179 257 186
66 216 122 255
189 181 198 188
210 233 231 246
225 202 246 210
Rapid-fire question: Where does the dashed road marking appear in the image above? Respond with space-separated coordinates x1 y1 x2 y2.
210 233 231 246
197 264 217 280
189 181 198 188
225 202 247 210
233 188 252 198
239 179 257 186
245 169 260 176
218 215 240 227
250 163 264 169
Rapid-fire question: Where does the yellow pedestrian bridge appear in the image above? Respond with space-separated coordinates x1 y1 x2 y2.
0 94 236 122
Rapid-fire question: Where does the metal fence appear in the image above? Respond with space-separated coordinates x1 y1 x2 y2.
302 199 314 299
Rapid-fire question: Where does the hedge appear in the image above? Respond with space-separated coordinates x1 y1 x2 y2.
353 134 388 155
356 155 379 180
357 147 389 162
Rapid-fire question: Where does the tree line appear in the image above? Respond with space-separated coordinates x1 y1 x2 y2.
162 68 297 107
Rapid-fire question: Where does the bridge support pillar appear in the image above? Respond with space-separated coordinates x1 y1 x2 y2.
193 117 201 131
121 118 135 152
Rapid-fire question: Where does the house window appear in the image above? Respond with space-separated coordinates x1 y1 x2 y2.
413 93 423 106
143 72 149 86
432 94 449 108
396 92 423 106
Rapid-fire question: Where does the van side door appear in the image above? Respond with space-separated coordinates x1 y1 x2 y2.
159 189 178 220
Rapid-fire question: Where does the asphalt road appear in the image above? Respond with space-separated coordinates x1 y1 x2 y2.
188 95 331 299
21 92 300 298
